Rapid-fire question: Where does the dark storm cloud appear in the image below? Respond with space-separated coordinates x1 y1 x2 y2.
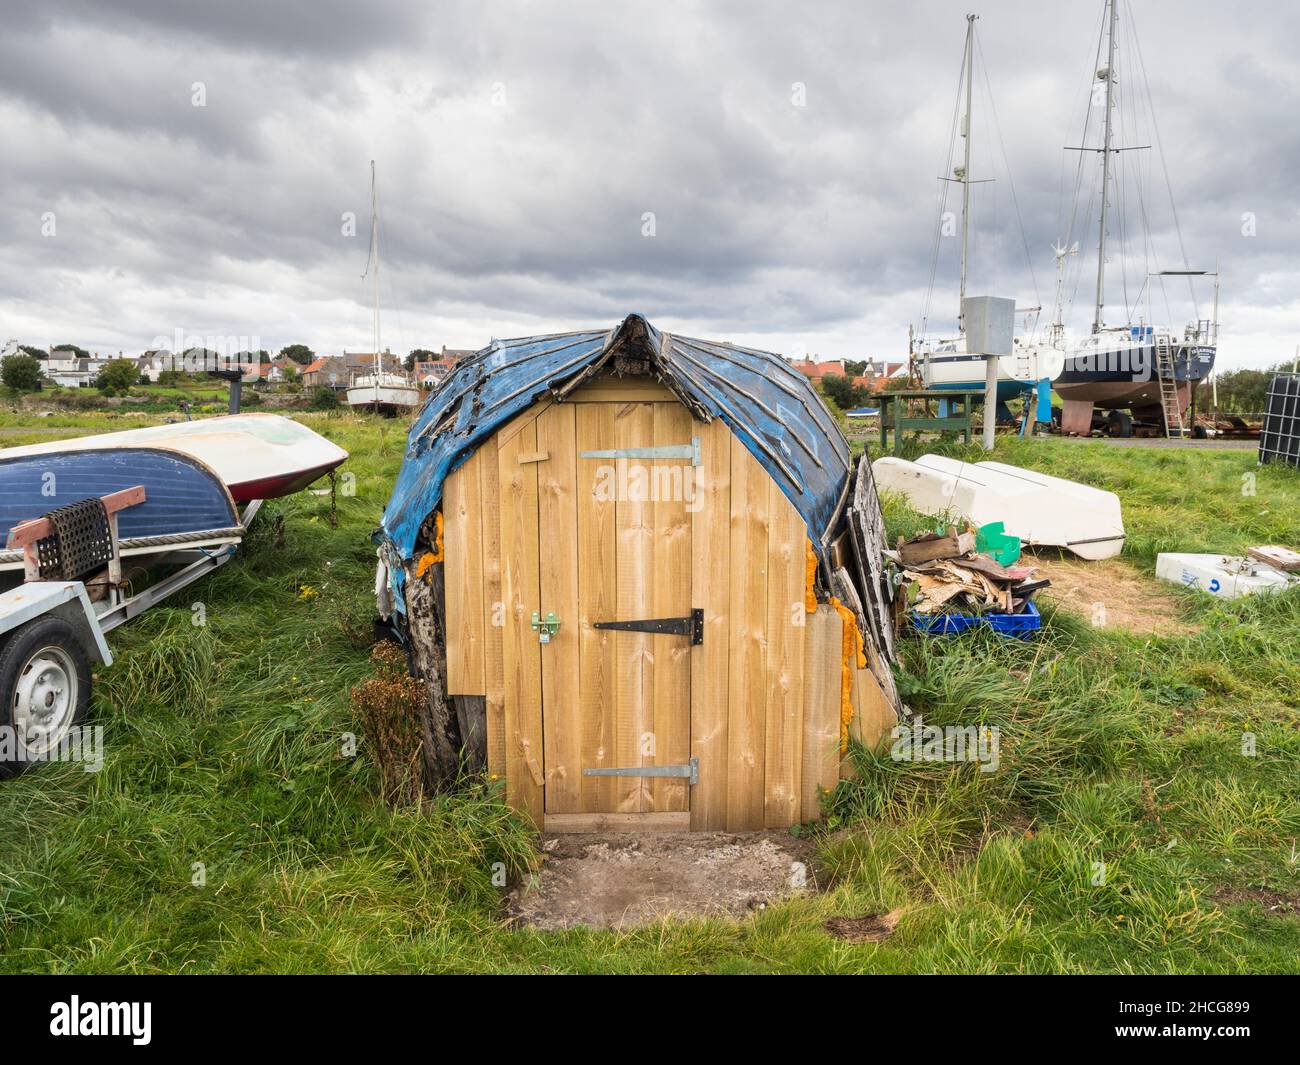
1 0 1296 365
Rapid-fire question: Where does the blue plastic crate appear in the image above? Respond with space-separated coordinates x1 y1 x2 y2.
911 599 1040 639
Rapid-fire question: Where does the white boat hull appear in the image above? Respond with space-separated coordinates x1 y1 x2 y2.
872 454 1125 560
921 338 1065 393
0 413 348 502
346 384 422 411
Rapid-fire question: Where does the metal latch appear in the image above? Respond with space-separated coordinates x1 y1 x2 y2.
583 757 699 785
530 610 561 643
593 608 703 644
579 436 701 467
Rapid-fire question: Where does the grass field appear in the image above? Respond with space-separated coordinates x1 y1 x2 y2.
1 410 1297 973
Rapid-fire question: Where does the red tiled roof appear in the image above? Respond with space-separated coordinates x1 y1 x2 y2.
792 359 849 379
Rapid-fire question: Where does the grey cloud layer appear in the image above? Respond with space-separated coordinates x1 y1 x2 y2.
1 0 1296 366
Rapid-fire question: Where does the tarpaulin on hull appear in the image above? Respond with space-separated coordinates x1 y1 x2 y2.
379 312 851 572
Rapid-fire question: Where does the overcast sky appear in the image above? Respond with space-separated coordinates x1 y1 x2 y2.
3 0 1297 369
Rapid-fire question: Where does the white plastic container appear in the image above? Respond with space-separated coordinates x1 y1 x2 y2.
1155 553 1298 599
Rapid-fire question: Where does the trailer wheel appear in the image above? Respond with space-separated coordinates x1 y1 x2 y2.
0 617 92 779
1106 411 1134 438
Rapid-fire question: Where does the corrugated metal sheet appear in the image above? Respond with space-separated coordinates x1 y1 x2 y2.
380 313 850 572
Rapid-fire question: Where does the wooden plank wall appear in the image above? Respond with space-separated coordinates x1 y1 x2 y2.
764 475 806 828
477 436 505 780
496 418 544 823
440 384 855 831
801 606 843 820
613 402 655 812
575 403 618 812
725 436 770 831
650 403 693 814
443 448 484 695
537 404 581 813
688 416 731 830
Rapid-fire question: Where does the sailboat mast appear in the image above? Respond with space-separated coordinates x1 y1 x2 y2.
957 13 976 333
1093 0 1118 334
371 160 381 400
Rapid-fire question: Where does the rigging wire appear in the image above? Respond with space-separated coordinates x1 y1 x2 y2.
1127 0 1199 320
1059 2 1109 327
1113 32 1131 320
974 30 1041 318
919 36 969 339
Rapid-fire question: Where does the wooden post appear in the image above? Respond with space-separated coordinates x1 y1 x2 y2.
982 355 998 451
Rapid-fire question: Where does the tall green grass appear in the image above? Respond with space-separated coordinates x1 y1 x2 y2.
0 416 1296 972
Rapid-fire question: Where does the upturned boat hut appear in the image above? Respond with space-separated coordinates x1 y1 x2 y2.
377 313 898 831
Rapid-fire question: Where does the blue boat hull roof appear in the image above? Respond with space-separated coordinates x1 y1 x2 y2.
0 447 239 541
380 313 851 561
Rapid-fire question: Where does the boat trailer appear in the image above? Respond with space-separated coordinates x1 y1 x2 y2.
0 486 261 777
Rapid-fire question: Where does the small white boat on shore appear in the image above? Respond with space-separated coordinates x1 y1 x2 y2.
345 371 421 414
873 454 1126 560
346 161 422 417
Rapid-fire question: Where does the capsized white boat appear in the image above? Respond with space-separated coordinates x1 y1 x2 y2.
0 413 348 502
1155 553 1299 600
872 454 1125 560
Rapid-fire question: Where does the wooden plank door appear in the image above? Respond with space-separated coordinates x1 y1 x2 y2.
540 399 695 823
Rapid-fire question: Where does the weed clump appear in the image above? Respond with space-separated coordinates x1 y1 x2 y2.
350 642 425 807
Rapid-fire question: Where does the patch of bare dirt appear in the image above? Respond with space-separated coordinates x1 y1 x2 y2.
509 831 817 930
1211 886 1300 917
1021 551 1200 636
824 907 905 943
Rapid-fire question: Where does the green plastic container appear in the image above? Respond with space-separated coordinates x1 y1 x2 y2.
976 521 1021 566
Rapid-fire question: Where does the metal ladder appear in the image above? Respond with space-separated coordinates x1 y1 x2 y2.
1154 334 1185 438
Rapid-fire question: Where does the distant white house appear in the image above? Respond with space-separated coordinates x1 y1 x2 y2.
41 350 124 387
135 351 172 382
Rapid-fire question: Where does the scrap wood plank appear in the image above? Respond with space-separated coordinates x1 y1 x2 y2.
801 605 841 821
443 447 485 695
1248 545 1300 571
537 404 582 814
477 434 506 779
650 402 693 814
832 565 900 717
897 530 975 566
849 453 898 664
726 436 769 832
690 415 731 831
763 475 806 828
498 419 544 825
576 402 618 812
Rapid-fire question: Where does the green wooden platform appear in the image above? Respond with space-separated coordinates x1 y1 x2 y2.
877 389 985 454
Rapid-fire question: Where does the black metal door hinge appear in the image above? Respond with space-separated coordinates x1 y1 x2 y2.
593 608 703 644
